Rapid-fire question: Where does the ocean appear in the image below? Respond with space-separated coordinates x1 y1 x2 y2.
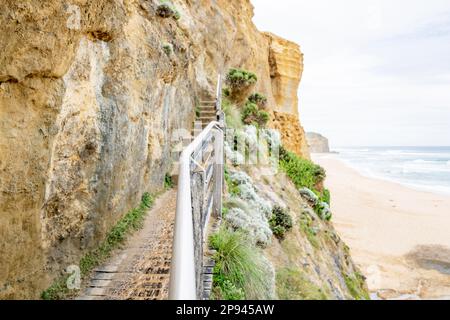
333 146 450 195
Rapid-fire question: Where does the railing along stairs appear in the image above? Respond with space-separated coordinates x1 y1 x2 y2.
169 75 225 300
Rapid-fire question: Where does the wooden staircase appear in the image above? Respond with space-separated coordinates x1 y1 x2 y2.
197 101 218 129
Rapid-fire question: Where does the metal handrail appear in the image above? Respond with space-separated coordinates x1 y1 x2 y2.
169 121 224 300
169 74 224 300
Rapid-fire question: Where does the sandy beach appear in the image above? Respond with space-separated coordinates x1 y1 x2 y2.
313 154 450 300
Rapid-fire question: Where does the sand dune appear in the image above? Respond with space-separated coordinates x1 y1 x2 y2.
313 154 450 300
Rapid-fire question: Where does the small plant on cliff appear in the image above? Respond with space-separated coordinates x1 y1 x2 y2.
209 226 271 300
241 102 270 128
164 173 174 189
269 205 293 240
226 68 257 90
156 1 181 20
279 146 326 191
162 42 173 56
248 93 268 109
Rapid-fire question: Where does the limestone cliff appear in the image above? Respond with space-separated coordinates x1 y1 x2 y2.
307 132 330 153
265 33 310 159
0 0 308 298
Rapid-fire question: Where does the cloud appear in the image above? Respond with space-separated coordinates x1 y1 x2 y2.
251 0 450 146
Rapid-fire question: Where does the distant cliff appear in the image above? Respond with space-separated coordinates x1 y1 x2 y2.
307 132 330 153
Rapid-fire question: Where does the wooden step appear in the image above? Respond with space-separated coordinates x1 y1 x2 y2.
199 105 216 110
199 110 216 116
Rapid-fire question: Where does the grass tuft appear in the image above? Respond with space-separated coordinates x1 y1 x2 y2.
222 98 243 129
210 226 271 300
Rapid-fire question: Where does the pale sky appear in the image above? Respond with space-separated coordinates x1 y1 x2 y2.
252 0 450 147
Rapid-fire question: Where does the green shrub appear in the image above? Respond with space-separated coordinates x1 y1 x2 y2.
269 205 293 239
210 226 269 300
241 102 270 127
248 93 268 109
279 146 326 191
226 68 257 90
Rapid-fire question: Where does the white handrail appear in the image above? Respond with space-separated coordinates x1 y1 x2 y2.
169 121 223 300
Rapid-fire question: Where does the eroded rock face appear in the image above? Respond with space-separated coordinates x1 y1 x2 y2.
0 0 310 298
265 33 309 159
307 132 330 153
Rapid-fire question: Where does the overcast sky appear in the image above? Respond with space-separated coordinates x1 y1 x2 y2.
252 0 450 147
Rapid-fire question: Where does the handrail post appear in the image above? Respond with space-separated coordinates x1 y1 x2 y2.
215 74 222 112
214 127 224 219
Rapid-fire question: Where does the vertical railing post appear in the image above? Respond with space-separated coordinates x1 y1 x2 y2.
213 127 224 219
215 74 222 112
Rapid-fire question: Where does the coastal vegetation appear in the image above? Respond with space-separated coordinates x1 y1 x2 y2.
225 68 258 90
248 93 268 109
241 102 270 128
269 205 293 240
210 226 271 300
279 146 326 191
41 193 155 300
279 146 332 220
